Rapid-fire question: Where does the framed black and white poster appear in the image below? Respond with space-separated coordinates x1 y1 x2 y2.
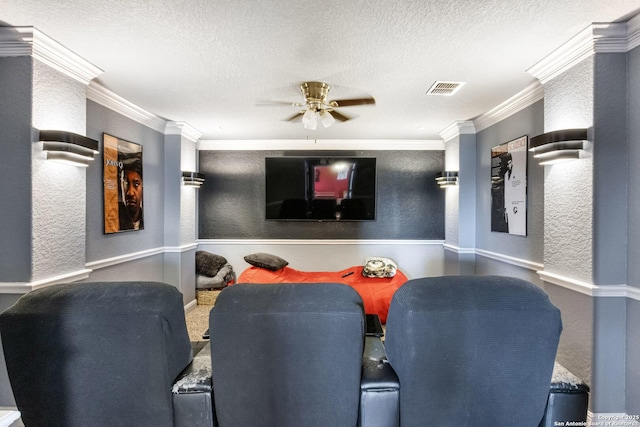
103 134 144 234
491 135 527 236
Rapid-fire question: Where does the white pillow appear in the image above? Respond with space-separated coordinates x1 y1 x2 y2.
362 257 398 278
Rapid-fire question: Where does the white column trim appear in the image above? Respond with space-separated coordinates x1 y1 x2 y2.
538 270 640 301
527 22 628 84
628 13 640 51
443 243 476 254
166 121 203 143
439 121 476 142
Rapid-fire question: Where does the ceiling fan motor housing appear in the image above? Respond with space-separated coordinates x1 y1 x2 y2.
301 82 330 110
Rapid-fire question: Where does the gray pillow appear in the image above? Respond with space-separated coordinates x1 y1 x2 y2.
196 251 228 277
244 252 289 271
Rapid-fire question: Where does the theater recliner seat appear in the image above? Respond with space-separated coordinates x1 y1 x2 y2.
385 275 567 427
0 281 193 427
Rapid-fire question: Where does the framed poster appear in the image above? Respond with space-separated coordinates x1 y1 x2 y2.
103 134 144 233
490 135 527 236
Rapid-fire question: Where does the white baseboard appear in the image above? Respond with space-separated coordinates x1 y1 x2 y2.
0 409 20 427
184 299 198 313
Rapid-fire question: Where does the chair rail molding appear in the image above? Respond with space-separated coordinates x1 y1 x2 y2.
0 268 92 294
198 238 445 246
537 270 640 301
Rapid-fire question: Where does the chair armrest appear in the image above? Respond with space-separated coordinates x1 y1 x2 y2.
172 344 217 427
359 337 399 427
539 363 590 427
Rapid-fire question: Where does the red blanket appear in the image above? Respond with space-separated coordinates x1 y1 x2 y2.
237 265 408 323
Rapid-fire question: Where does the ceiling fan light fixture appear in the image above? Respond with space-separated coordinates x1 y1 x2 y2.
302 108 317 130
320 110 335 128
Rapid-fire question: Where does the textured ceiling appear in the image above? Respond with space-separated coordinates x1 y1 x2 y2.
2 0 639 140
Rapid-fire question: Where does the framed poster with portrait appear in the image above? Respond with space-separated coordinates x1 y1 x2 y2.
490 135 527 236
103 134 144 234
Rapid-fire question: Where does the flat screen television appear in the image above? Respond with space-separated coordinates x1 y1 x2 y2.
265 157 376 221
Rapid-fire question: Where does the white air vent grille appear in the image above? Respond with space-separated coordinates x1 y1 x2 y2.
426 81 465 96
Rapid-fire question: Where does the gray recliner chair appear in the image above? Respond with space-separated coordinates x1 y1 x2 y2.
207 283 394 427
0 281 193 427
385 276 563 427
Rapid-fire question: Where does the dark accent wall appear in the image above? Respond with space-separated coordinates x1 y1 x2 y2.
199 150 445 239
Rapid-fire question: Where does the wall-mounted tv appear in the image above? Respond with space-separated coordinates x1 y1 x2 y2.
265 157 376 221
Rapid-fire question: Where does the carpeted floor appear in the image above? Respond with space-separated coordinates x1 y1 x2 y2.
186 290 221 342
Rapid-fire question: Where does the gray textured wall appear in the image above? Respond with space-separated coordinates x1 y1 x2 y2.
0 57 33 282
626 44 640 417
198 150 445 240
85 101 166 263
475 101 545 263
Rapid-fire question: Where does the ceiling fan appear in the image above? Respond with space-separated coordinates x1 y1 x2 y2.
263 82 375 130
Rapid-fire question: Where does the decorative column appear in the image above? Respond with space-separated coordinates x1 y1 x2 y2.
0 27 102 289
439 121 476 275
164 121 203 305
527 22 630 414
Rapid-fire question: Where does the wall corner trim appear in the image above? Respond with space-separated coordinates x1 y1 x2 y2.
166 121 203 143
628 13 640 50
184 299 198 313
0 26 103 84
527 22 629 84
443 243 476 254
165 243 198 253
538 270 640 300
439 121 476 142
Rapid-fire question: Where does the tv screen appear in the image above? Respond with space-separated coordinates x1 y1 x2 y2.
265 157 376 221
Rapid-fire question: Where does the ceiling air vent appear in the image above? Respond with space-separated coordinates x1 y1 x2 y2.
426 81 465 96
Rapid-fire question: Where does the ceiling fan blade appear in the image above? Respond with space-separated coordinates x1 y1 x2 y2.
256 100 305 107
284 111 304 121
330 97 375 107
330 110 351 122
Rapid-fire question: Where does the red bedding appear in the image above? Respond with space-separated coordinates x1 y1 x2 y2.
237 265 408 323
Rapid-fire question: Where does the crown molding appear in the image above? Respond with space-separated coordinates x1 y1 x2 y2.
166 121 203 143
473 82 544 132
0 26 103 84
87 82 167 133
197 139 445 151
628 13 640 51
439 121 476 142
527 22 628 84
